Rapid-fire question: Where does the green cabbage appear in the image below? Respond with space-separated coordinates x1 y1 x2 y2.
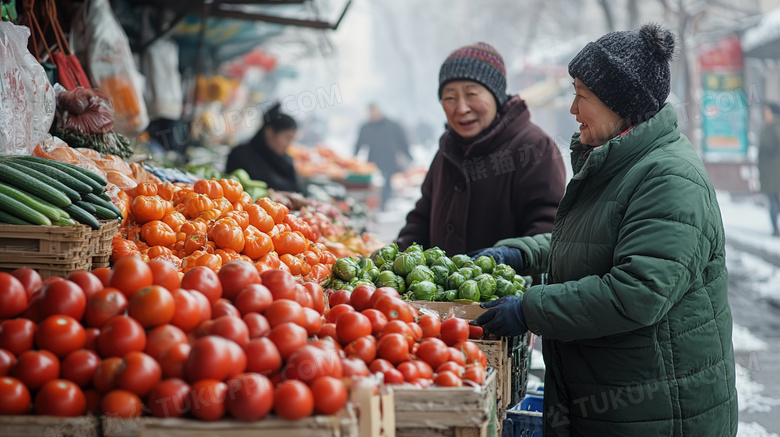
333 257 360 281
423 247 446 266
393 252 424 277
431 265 450 286
474 255 496 274
495 277 516 298
374 243 399 267
432 256 458 274
458 280 481 302
409 281 438 301
451 254 472 268
406 265 435 286
447 272 466 290
476 274 497 299
493 264 516 281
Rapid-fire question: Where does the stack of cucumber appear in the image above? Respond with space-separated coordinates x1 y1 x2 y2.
0 156 123 230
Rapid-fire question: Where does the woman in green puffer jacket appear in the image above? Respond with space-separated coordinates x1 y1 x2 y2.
472 23 737 436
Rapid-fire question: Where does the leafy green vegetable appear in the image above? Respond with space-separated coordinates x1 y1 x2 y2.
354 279 375 288
360 266 380 281
359 258 376 270
458 280 481 302
451 254 472 269
405 243 424 253
495 277 516 298
432 256 458 274
333 257 360 281
409 281 438 301
374 243 399 267
476 274 497 299
447 272 466 290
431 265 450 286
329 278 352 291
493 264 516 281
406 265 435 286
375 270 405 293
474 256 496 274
444 289 458 302
393 252 424 277
458 267 474 281
513 275 527 291
423 247 446 266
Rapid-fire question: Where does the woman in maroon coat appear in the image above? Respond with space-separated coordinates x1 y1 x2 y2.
397 42 566 256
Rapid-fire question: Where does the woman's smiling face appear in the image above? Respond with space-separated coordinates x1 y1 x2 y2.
570 78 626 146
440 81 498 139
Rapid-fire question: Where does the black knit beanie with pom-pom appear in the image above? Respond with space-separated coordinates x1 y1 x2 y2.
568 23 676 125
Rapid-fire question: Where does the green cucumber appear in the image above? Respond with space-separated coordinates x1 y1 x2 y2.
98 193 112 202
9 158 93 194
0 210 33 225
0 162 72 208
0 182 69 221
52 216 78 227
64 204 100 230
0 192 52 225
82 193 123 219
14 156 107 191
75 201 97 215
88 203 117 220
3 161 81 203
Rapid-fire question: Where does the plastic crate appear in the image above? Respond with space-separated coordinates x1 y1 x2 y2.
502 394 544 437
509 333 532 406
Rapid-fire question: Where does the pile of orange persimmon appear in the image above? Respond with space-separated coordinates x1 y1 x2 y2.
111 178 335 283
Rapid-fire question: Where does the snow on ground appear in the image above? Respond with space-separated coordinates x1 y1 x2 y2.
731 250 780 300
739 422 780 437
718 191 780 256
733 324 769 352
737 362 780 413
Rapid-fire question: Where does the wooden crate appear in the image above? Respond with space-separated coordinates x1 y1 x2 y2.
0 415 99 437
101 406 358 437
350 379 395 437
393 368 497 437
0 224 92 257
92 220 119 268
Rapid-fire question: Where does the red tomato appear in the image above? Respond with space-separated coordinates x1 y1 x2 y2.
84 328 100 351
340 357 370 378
243 312 271 339
21 292 42 323
325 304 355 324
211 299 240 319
448 347 466 366
128 285 175 328
101 389 143 418
416 338 449 369
234 284 273 316
436 361 464 377
397 361 419 382
85 287 128 329
370 287 401 307
463 365 485 385
319 323 337 340
189 379 227 421
310 376 347 415
362 309 388 336
336 311 372 345
145 324 187 361
302 308 322 336
376 333 410 365
148 259 181 292
181 267 223 305
302 282 325 315
294 284 314 309
349 285 375 312
225 373 274 421
408 322 423 342
374 295 413 323
383 367 404 384
283 345 343 383
66 271 103 301
148 378 190 418
381 320 415 349
328 289 351 307
434 370 462 387
368 358 394 375
259 270 297 301
90 268 111 287
440 318 469 346
11 268 41 299
209 316 249 348
418 314 442 338
184 336 232 382
109 256 153 298
412 360 433 379
0 318 36 356
38 279 86 321
273 380 313 420
0 376 30 414
98 316 146 358
83 388 101 415
61 349 100 388
170 289 201 332
34 379 86 417
218 261 260 301
227 340 248 380
0 349 15 377
116 351 161 397
267 322 308 360
0 273 27 318
190 290 212 323
35 315 86 358
11 350 59 390
468 324 484 339
92 357 122 393
264 299 306 328
454 341 483 366
159 342 191 380
244 338 282 375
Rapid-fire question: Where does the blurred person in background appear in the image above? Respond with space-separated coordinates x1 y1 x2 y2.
354 103 412 211
472 24 737 436
226 102 304 193
396 42 566 255
758 102 780 236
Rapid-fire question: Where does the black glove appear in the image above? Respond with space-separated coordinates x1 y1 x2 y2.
468 246 526 272
471 295 528 337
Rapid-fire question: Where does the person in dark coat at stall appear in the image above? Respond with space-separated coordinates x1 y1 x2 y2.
226 103 304 193
758 102 780 236
354 103 412 210
396 42 566 256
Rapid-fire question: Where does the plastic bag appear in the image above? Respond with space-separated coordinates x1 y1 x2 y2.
55 85 115 134
70 0 149 136
143 38 183 120
0 21 56 156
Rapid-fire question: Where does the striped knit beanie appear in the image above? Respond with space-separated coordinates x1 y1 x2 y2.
438 42 508 107
568 23 676 124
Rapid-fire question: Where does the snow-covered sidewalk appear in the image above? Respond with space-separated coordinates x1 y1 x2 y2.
718 192 780 265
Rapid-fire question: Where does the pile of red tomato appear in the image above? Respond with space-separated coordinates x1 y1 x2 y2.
0 257 488 423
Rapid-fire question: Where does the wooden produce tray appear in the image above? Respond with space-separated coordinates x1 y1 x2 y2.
0 223 92 257
393 368 498 437
101 406 359 437
0 414 100 437
92 220 119 269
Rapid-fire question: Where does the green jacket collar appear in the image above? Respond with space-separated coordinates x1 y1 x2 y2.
569 103 681 180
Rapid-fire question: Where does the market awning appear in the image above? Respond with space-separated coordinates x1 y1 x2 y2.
742 7 780 59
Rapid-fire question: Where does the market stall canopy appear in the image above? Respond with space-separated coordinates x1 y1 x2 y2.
742 7 780 59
